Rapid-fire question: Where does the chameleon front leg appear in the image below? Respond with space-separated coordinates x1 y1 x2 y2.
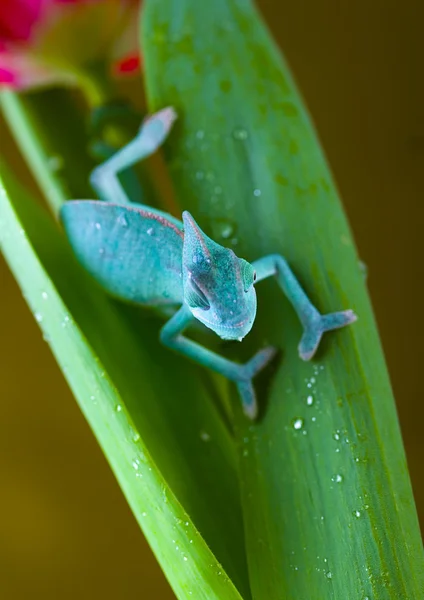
89 107 177 206
252 254 357 360
160 305 277 420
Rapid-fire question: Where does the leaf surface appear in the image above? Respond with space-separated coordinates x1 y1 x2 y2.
142 0 424 597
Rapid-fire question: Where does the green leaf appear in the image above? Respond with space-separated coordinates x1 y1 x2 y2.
0 95 250 597
142 0 424 598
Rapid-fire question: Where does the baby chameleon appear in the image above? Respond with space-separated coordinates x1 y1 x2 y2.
61 108 357 419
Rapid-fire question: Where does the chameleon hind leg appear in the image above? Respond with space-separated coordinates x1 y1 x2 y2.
160 306 277 420
89 107 177 206
252 254 357 360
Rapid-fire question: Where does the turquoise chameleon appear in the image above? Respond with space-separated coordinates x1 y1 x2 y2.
61 108 357 420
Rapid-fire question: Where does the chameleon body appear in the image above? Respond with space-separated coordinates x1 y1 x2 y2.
61 108 357 419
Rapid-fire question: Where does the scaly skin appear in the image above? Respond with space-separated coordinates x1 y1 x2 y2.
60 108 357 419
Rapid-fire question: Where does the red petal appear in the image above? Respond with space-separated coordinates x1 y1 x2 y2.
0 0 44 43
0 66 16 84
113 53 140 76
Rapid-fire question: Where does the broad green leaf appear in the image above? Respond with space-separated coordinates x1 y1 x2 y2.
142 0 424 598
0 110 249 598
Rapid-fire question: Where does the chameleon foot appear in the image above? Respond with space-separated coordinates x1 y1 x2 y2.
237 346 277 420
298 309 357 361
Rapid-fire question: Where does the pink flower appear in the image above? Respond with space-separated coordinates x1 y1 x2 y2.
0 0 141 90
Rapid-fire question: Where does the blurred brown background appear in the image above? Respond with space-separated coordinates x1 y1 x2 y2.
1 0 422 598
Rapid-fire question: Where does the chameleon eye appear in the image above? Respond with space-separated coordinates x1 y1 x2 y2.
186 278 210 311
240 259 256 292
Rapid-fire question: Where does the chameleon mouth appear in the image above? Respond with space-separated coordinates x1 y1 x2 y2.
198 313 253 340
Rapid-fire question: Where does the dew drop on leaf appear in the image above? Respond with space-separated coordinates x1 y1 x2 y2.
233 128 248 140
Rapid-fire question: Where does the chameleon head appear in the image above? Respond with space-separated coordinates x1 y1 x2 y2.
182 212 257 341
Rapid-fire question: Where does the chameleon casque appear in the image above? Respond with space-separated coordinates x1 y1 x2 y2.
61 108 357 419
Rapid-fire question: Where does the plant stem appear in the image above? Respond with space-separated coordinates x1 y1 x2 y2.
0 91 67 216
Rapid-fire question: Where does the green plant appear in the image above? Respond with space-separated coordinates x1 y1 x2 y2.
1 1 423 598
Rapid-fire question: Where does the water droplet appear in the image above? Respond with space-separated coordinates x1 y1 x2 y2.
253 188 261 197
147 227 154 235
116 404 122 412
99 247 105 255
306 395 314 406
34 312 43 323
183 556 188 561
358 260 368 280
61 315 71 328
47 155 63 172
41 292 48 300
233 128 248 140
200 430 211 442
90 395 96 401
333 432 340 441
331 474 343 483
118 214 128 227
142 511 147 517
292 418 304 430
210 218 236 241
353 510 361 518
196 129 205 139
325 571 332 579
222 223 235 239
95 222 101 230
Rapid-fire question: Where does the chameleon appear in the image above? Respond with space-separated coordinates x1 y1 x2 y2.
60 107 357 419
